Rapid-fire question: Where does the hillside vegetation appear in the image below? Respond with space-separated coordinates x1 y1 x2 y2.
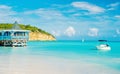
0 23 52 35
0 23 55 40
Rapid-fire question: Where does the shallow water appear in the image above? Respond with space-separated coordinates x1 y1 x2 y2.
0 41 120 74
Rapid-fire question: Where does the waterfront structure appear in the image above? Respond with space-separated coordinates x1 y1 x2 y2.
0 21 29 47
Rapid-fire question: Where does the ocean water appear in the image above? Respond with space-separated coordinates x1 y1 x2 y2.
0 41 120 74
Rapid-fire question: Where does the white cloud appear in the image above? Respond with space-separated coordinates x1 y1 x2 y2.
24 8 64 20
72 13 83 17
116 29 120 34
0 5 19 23
0 5 11 9
107 2 120 10
0 5 16 16
71 2 105 14
52 30 61 37
64 26 76 37
109 2 120 7
115 15 120 19
88 28 99 36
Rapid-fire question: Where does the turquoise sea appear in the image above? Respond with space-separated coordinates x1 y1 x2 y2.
0 41 120 74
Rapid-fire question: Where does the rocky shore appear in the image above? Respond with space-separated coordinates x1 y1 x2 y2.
29 32 56 41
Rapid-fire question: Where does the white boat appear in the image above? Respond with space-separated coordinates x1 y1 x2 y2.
96 44 111 50
96 40 111 50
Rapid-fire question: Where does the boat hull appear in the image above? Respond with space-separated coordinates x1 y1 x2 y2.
96 46 111 50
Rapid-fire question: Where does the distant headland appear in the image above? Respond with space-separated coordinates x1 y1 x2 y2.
0 23 56 41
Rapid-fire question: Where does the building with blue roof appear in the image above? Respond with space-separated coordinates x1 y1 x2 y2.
0 21 29 47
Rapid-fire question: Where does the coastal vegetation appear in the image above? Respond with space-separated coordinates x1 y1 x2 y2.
0 23 55 40
0 23 51 35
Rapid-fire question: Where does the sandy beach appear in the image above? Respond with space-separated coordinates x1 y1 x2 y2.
0 55 120 74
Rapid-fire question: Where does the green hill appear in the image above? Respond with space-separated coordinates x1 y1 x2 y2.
0 23 55 38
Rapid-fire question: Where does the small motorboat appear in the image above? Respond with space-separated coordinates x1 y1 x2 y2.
96 44 111 50
96 40 111 50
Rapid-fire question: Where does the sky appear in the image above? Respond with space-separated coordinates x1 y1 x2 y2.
0 0 120 41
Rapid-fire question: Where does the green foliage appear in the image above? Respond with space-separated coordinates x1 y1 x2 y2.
0 23 13 29
0 23 55 38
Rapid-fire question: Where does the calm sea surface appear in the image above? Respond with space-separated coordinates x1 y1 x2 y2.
0 41 120 74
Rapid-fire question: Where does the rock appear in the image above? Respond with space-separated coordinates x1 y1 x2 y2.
29 32 56 41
